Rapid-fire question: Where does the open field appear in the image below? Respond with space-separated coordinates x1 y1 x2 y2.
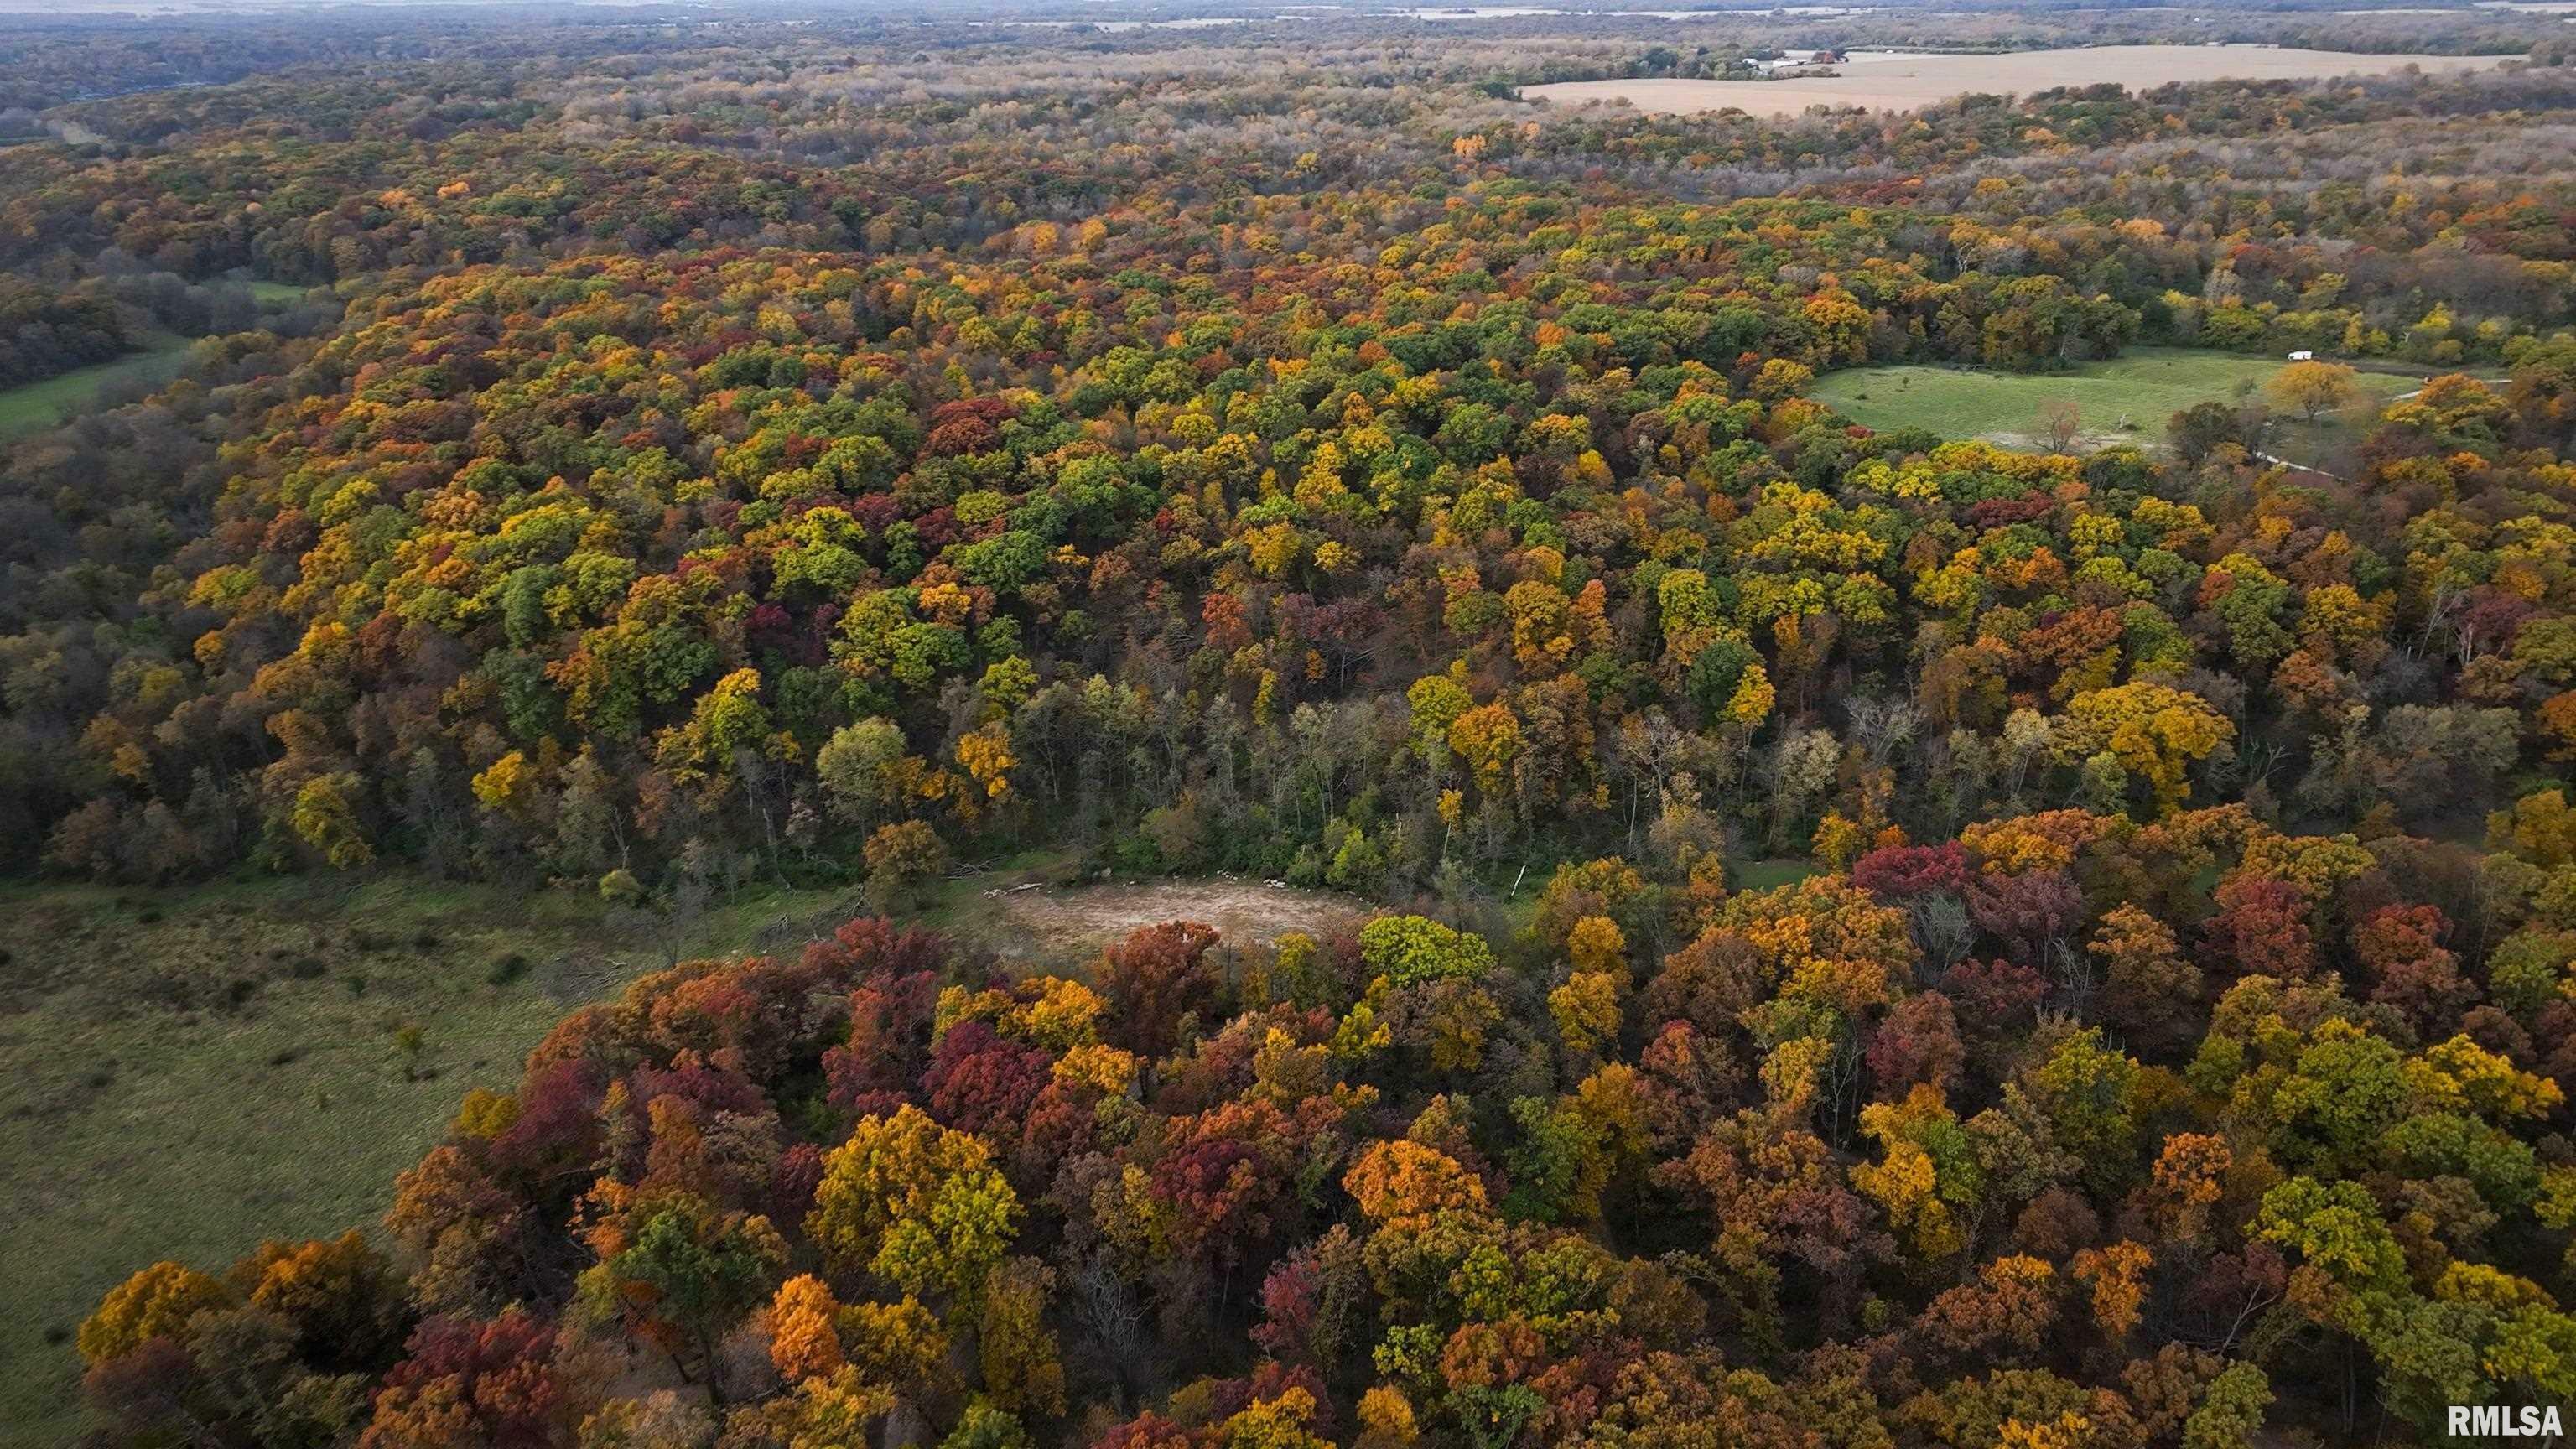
1809 346 2429 465
0 872 874 1447
1524 44 2511 116
0 336 189 438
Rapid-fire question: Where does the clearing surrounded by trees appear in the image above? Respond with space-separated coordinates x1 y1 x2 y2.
983 878 1366 962
1809 346 2430 459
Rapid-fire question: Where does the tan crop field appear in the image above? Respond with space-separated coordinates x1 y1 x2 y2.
1523 44 2511 117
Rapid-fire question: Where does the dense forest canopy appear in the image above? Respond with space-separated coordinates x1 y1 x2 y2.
8 3 2576 1446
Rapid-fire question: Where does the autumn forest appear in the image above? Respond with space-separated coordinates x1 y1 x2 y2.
6 2 2576 1446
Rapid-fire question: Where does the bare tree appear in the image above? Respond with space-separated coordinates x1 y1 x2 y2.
2039 397 2084 454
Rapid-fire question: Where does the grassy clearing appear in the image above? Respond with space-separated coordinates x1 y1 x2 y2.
0 870 863 1446
246 280 309 303
0 335 190 438
1810 346 2427 468
1728 857 1820 892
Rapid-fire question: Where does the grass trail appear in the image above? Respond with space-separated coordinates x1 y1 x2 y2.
0 335 190 438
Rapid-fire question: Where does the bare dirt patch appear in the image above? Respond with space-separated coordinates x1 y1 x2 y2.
979 877 1369 963
1523 45 2508 117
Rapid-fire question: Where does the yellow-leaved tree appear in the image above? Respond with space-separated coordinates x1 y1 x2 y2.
2055 682 2235 813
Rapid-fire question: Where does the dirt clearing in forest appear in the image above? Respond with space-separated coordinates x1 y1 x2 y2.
977 877 1368 962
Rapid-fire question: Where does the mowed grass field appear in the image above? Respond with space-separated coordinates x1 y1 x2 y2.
0 336 191 438
1810 346 2428 466
0 872 872 1447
